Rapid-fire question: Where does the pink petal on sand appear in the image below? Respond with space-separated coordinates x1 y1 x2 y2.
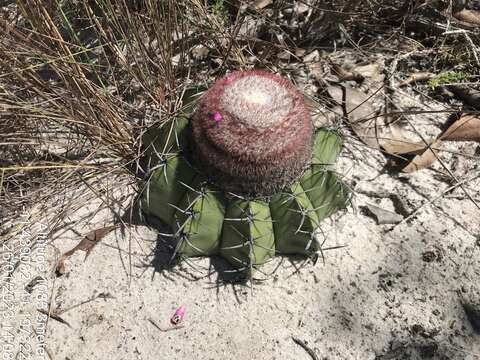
170 305 186 325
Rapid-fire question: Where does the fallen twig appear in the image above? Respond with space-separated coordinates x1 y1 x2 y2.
399 72 434 87
331 63 364 83
148 318 185 332
292 336 319 360
37 309 72 328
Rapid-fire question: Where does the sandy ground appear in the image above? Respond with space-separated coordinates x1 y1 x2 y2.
2 58 480 360
3 130 480 360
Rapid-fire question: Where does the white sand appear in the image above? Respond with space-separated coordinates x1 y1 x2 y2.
3 137 479 360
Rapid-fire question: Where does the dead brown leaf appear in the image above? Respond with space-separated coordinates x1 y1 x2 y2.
56 225 116 275
326 85 343 104
327 84 443 173
253 0 272 10
326 85 478 173
402 140 442 173
295 48 306 57
454 10 480 26
364 204 404 225
331 63 364 83
381 138 429 155
378 124 431 155
327 86 381 149
402 114 480 172
399 72 435 87
354 62 386 92
440 114 480 142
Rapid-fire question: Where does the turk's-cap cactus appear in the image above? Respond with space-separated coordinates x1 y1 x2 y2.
140 70 350 276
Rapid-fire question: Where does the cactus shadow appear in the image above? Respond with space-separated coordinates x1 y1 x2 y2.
138 211 182 274
208 256 251 284
116 198 179 275
126 199 245 282
124 196 317 284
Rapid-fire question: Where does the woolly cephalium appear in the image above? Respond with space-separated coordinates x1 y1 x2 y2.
191 71 313 195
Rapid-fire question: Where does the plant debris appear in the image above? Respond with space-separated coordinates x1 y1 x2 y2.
402 114 480 172
364 204 404 225
454 9 480 26
292 336 319 360
55 225 117 275
37 308 72 328
24 276 46 293
331 63 365 83
148 318 185 332
399 72 435 87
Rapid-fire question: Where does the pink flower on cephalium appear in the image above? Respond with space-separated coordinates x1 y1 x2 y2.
213 112 223 126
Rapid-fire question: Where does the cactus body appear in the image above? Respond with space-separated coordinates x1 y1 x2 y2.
140 71 350 276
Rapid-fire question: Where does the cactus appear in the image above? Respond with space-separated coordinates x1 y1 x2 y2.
140 70 350 276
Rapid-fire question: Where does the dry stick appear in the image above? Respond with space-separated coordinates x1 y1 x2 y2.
37 309 72 328
388 174 480 232
0 169 4 197
219 7 244 71
57 293 115 315
148 318 185 332
292 336 319 360
0 164 98 171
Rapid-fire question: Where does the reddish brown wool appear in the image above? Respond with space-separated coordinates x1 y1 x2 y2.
191 70 314 195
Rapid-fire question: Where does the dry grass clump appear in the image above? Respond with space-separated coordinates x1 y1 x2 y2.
0 0 243 237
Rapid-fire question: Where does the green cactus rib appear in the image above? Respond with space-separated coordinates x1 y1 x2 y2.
269 182 319 255
221 200 276 271
141 115 189 169
141 155 197 224
140 119 349 274
312 128 343 165
173 177 226 257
